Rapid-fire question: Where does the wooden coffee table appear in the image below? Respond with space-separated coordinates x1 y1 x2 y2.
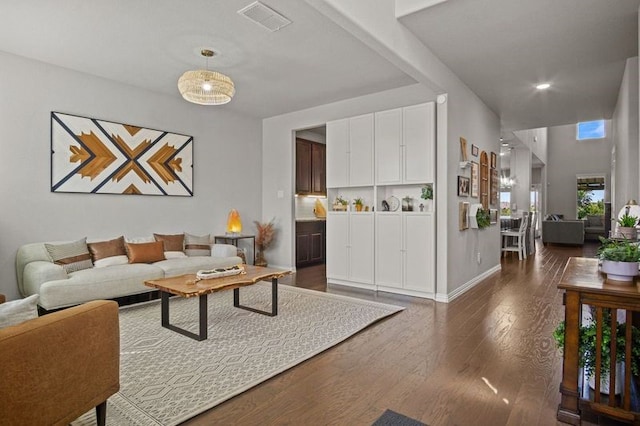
144 265 291 341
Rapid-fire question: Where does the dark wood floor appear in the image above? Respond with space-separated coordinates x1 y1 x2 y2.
183 242 601 426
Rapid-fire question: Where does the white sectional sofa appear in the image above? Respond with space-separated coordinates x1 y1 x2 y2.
16 234 242 311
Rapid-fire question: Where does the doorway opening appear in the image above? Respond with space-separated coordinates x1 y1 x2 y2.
577 176 605 219
294 126 327 269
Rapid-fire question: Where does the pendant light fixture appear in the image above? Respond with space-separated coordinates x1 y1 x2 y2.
178 49 235 105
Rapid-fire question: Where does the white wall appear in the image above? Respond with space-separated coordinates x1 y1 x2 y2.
509 146 532 215
304 0 500 299
612 57 639 211
443 86 501 299
0 51 262 300
546 122 613 219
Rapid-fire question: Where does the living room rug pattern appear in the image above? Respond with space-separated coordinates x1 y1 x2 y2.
74 283 404 426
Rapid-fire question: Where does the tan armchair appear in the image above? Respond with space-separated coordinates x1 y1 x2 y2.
0 297 120 426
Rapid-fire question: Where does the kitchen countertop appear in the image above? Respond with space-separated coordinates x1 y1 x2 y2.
296 217 326 222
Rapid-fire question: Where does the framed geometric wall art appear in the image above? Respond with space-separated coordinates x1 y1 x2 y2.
51 112 193 196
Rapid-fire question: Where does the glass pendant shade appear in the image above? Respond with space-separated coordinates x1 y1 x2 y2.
178 69 235 105
226 209 242 235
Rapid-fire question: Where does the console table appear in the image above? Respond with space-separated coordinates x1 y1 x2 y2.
557 257 640 424
214 234 256 265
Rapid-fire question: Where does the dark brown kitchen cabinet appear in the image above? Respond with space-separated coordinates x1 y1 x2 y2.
296 221 325 268
296 138 326 196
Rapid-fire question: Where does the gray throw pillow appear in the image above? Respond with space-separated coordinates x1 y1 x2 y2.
45 238 94 273
184 233 211 257
0 294 39 329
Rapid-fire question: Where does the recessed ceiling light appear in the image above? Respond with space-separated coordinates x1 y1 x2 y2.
536 83 551 90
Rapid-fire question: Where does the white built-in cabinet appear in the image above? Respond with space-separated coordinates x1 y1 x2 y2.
375 212 435 297
326 101 435 299
375 103 435 185
326 211 374 288
326 114 374 188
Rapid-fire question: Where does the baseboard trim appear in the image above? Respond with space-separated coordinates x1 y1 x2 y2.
376 286 434 299
437 264 502 303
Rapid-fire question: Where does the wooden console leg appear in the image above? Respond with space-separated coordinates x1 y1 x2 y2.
557 290 581 424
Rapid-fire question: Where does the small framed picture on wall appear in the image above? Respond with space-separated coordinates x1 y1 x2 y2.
470 161 479 198
459 202 469 230
457 176 470 197
490 152 497 169
471 144 479 157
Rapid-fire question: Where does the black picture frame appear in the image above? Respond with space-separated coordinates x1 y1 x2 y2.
458 176 470 197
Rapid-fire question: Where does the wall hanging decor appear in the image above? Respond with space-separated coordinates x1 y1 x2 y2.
459 137 468 161
457 176 470 197
490 168 499 206
470 161 479 198
480 151 489 209
459 202 469 230
51 112 193 196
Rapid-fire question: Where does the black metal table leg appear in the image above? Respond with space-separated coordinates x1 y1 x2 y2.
160 291 208 341
233 278 278 316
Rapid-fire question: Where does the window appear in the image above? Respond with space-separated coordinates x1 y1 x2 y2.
577 120 605 140
577 176 605 219
500 192 511 216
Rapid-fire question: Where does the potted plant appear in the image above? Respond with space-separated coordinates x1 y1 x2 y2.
468 203 489 229
353 197 364 212
421 184 433 212
421 184 433 201
254 218 276 266
333 196 348 211
617 212 638 240
553 307 640 394
476 208 491 229
598 236 640 282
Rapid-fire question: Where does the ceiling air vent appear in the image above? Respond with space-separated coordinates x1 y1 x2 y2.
238 1 291 32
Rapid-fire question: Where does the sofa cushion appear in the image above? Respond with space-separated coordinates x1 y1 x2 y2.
154 233 184 252
37 264 164 310
184 233 211 257
126 241 165 264
45 238 93 273
153 256 242 276
587 215 604 227
165 251 188 259
94 255 129 268
0 294 39 329
88 236 126 263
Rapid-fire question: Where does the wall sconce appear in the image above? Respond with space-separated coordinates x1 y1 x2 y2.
226 209 242 236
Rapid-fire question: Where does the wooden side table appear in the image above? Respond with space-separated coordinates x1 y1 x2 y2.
214 234 256 265
557 257 640 424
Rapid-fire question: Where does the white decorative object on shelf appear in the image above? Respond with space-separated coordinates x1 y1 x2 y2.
468 203 483 229
196 265 245 280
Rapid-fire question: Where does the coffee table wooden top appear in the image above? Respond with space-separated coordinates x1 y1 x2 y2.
144 265 291 298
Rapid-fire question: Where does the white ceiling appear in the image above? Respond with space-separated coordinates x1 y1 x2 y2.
0 0 414 119
0 0 638 131
399 0 640 132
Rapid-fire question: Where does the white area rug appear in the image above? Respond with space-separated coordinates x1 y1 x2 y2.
74 283 404 426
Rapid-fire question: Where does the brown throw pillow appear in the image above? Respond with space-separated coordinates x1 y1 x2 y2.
88 236 126 262
153 233 185 252
126 241 166 264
